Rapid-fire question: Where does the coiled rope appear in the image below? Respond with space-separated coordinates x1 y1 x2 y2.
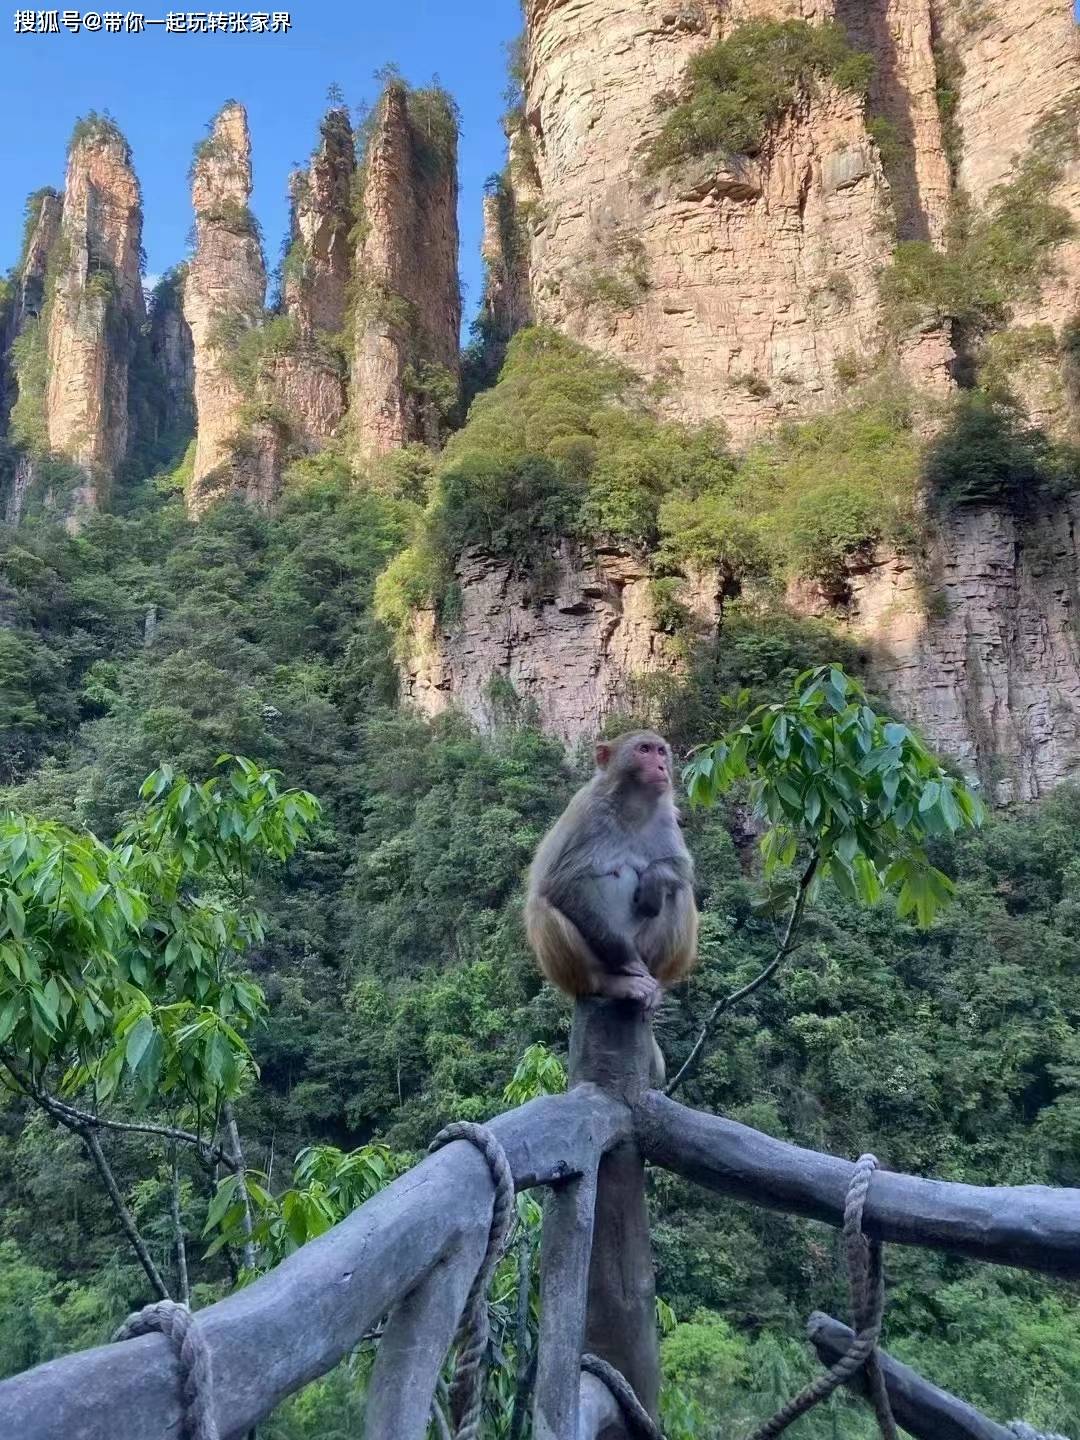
582 1352 663 1439
428 1120 516 1440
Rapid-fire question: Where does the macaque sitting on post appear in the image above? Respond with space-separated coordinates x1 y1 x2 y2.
525 731 699 1018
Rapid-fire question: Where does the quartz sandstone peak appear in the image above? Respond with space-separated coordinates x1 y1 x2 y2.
350 82 462 456
46 120 145 514
147 269 195 447
283 105 355 337
183 101 269 516
8 191 63 341
267 104 355 452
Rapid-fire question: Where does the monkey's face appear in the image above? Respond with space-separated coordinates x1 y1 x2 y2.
597 732 673 793
630 735 672 791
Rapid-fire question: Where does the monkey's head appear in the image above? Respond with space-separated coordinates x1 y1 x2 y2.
595 731 674 795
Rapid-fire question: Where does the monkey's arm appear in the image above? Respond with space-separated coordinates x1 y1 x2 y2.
634 856 693 920
544 871 643 975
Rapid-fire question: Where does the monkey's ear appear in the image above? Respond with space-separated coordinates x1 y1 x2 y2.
594 741 613 769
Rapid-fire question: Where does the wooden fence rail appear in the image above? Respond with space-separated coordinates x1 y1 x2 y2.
0 999 1075 1440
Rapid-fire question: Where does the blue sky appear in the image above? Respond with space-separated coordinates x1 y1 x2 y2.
0 1 524 331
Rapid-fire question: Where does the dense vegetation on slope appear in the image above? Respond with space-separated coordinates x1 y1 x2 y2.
376 325 1072 650
1 435 1079 1432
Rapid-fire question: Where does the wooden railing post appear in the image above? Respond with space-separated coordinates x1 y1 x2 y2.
569 997 660 1423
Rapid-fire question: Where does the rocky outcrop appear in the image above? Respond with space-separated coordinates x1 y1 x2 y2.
835 0 952 242
0 190 62 433
147 268 195 439
283 106 355 338
799 501 1080 804
401 505 1080 805
45 120 145 511
510 0 965 442
264 105 355 452
7 190 63 339
934 1 1080 430
351 83 461 456
183 102 268 515
402 545 720 740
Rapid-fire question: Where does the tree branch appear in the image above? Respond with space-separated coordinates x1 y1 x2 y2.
81 1126 170 1300
0 1059 236 1171
665 853 820 1098
170 1149 191 1307
223 1099 257 1272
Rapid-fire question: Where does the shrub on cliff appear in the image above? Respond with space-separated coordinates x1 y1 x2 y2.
646 20 874 172
880 98 1079 340
924 392 1077 508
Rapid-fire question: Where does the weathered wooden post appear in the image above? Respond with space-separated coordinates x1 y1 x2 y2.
569 997 659 1422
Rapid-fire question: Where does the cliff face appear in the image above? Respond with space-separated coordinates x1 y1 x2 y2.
183 103 268 516
45 124 144 510
269 106 354 451
511 0 958 442
402 545 720 740
351 83 461 456
797 501 1080 804
399 499 1080 808
7 191 62 340
147 269 195 440
938 1 1080 428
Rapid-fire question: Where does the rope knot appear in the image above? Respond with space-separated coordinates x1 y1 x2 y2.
113 1299 219 1440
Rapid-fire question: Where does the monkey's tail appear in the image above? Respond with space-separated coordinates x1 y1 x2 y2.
650 1035 666 1089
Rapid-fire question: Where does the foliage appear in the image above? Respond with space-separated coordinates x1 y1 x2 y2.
686 665 983 926
880 98 1080 338
646 20 874 171
8 318 50 454
924 392 1077 508
68 111 131 163
204 1142 407 1264
0 756 319 1100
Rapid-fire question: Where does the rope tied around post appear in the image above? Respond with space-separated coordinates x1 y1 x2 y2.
428 1120 516 1440
582 1352 663 1440
112 1299 219 1440
746 1153 898 1440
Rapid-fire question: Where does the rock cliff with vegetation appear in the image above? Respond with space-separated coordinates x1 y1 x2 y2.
183 102 271 514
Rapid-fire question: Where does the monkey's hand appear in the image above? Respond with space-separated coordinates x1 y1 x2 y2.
633 871 666 920
600 968 661 1012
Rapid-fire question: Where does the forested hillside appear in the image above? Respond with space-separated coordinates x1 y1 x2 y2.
1 437 1078 1433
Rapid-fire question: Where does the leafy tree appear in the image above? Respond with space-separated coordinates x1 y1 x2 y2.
0 757 319 1293
668 665 983 1094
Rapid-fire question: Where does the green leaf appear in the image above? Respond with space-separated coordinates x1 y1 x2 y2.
125 1015 155 1072
4 892 25 940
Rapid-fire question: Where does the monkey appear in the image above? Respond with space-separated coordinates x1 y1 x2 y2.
525 731 699 1020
